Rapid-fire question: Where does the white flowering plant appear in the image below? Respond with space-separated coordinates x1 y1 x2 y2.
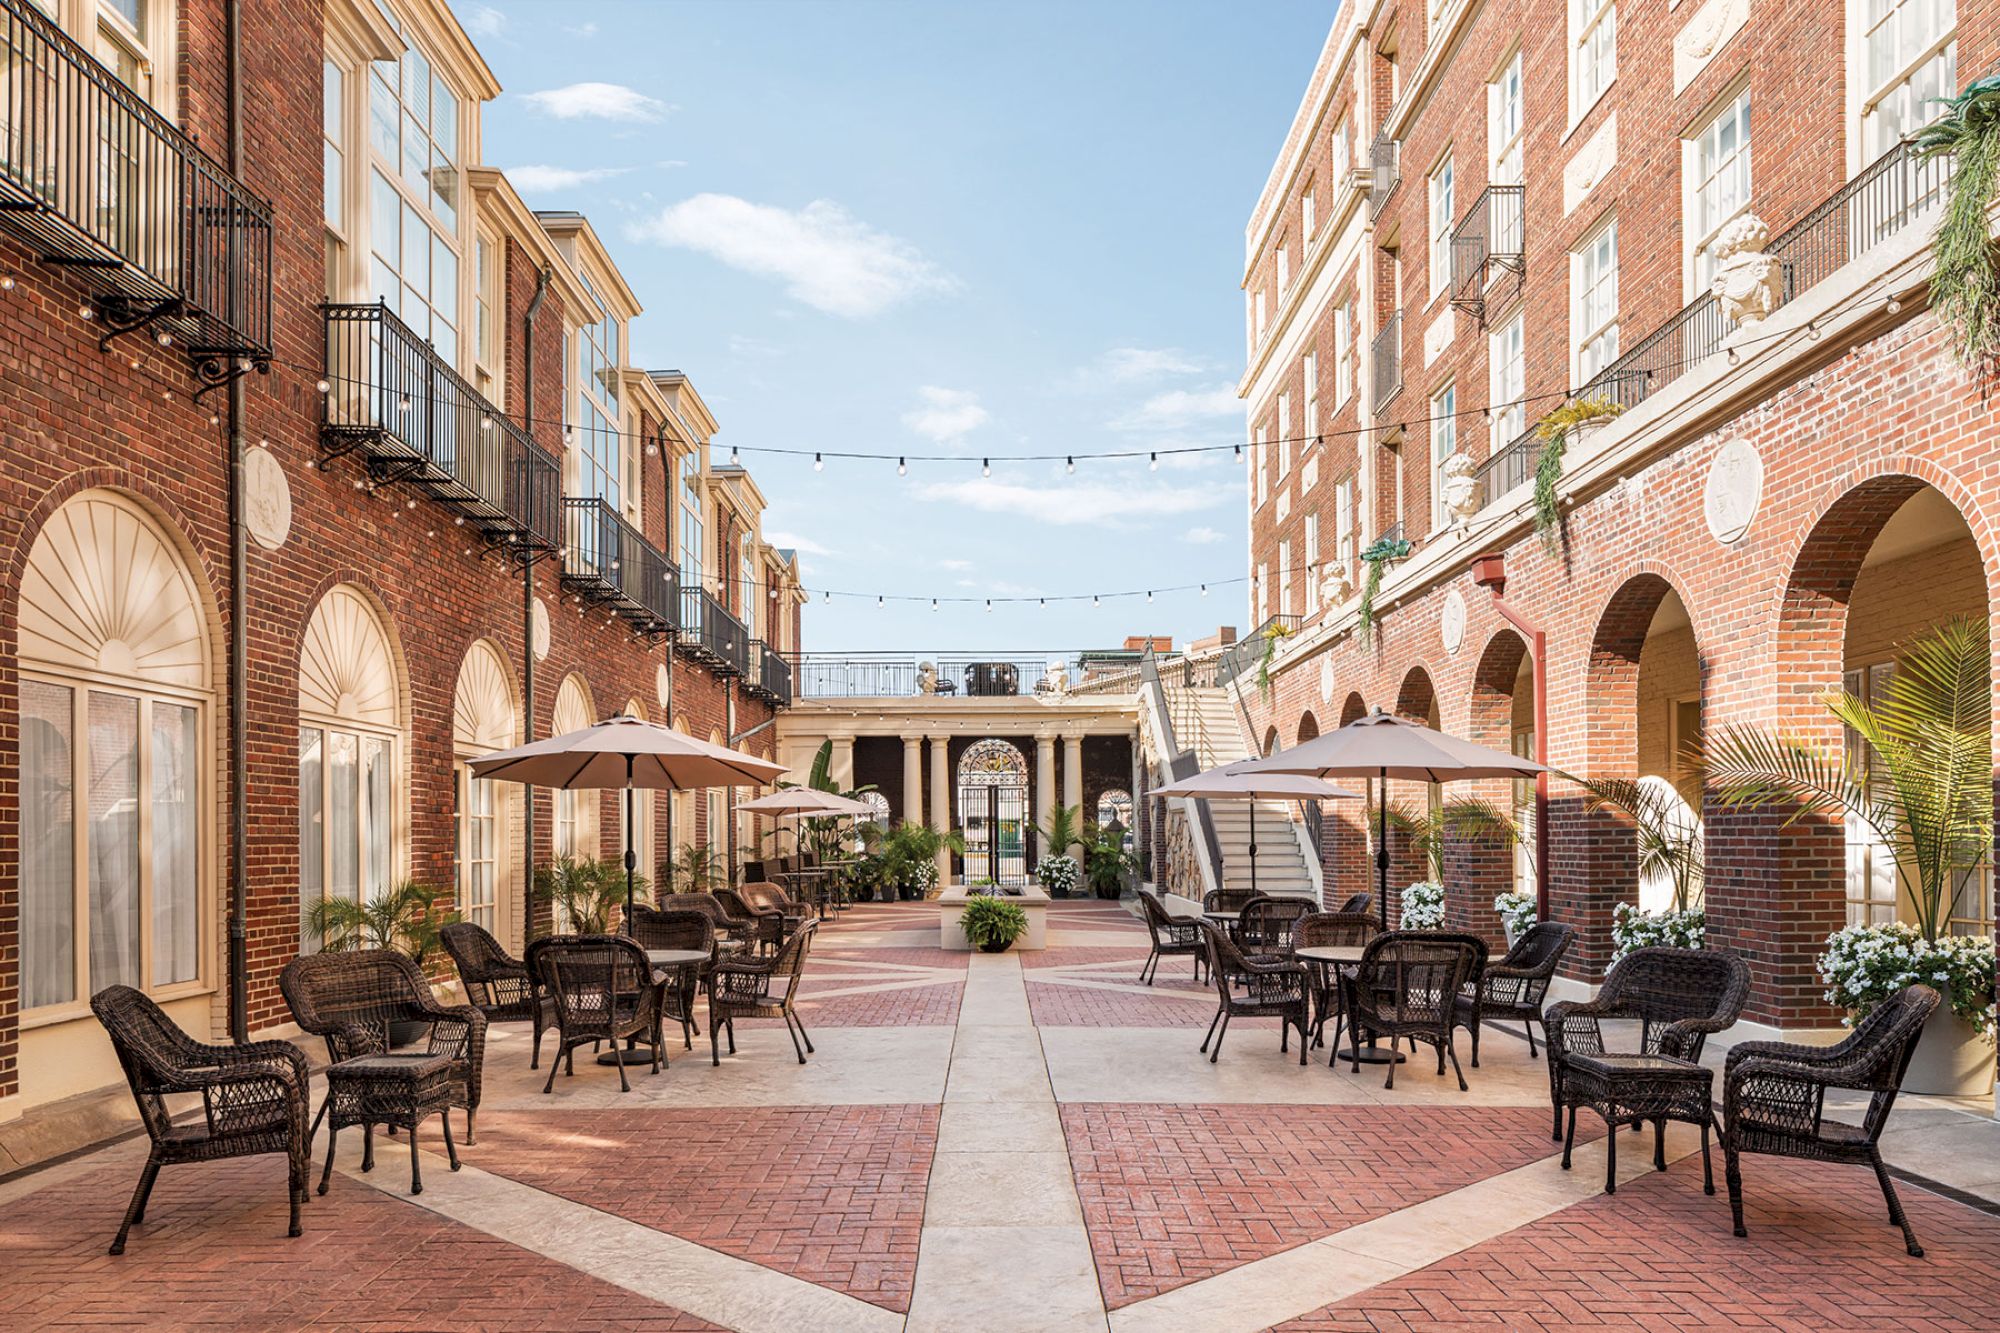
1036 853 1080 898
1400 881 1446 929
1610 903 1706 962
1819 923 1997 1035
1493 891 1537 941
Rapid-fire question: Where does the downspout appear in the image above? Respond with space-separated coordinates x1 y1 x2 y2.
521 263 552 933
224 0 248 1042
1472 554 1550 921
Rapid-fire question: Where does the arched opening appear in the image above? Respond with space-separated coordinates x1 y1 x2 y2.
1262 725 1279 757
549 675 598 865
453 640 518 946
1095 787 1134 833
957 738 1029 885
1327 693 1372 894
1296 712 1320 745
622 697 655 903
15 490 218 1108
1339 692 1368 726
1469 628 1535 902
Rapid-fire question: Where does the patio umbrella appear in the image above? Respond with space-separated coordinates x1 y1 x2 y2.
738 787 875 865
468 714 786 930
1240 709 1547 928
1153 761 1360 897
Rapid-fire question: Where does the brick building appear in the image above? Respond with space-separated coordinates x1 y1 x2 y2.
0 0 804 1147
1240 0 1999 1039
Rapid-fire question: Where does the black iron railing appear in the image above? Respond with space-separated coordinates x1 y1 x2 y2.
747 641 792 706
1368 124 1399 219
323 303 561 549
1216 614 1303 690
1474 139 1952 509
0 0 271 365
1371 310 1402 413
561 497 677 631
1450 184 1524 320
791 653 1101 699
678 587 748 676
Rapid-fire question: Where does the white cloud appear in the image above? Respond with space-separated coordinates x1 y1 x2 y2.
519 82 672 124
565 20 599 38
938 558 974 572
1110 383 1243 431
505 164 631 194
901 386 988 443
632 195 958 318
1183 525 1226 544
917 478 1220 525
763 529 834 558
1096 347 1207 383
463 5 508 39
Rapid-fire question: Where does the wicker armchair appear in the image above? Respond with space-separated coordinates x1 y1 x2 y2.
440 921 539 1023
630 904 714 1049
1545 946 1751 1141
91 985 312 1254
1723 984 1940 1255
1336 892 1373 916
1294 910 1378 1055
708 920 819 1066
658 892 755 955
1343 932 1487 1090
1235 895 1313 958
1453 922 1574 1064
1137 888 1206 984
716 885 788 953
740 880 812 932
1198 921 1311 1064
1203 887 1259 915
533 935 664 1093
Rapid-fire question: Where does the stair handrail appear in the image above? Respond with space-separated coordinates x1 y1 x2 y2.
1139 647 1221 898
1224 666 1328 904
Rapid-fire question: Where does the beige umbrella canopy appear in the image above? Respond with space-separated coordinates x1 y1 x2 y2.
1154 761 1361 897
1239 709 1547 925
738 787 877 861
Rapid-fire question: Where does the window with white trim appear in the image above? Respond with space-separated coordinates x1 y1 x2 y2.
1257 429 1270 506
1571 0 1617 122
1277 394 1292 477
1428 153 1455 299
1430 382 1458 529
1572 217 1619 380
1490 309 1525 450
1278 541 1292 617
1303 513 1320 572
1333 294 1355 405
367 36 462 362
1689 91 1752 294
1256 563 1268 624
1490 49 1524 186
94 0 171 105
1254 289 1267 346
1335 476 1355 577
1302 184 1316 244
1277 241 1290 297
679 447 705 588
1303 352 1319 440
571 272 628 516
1860 0 1956 161
474 230 501 399
1332 112 1352 180
1301 452 1319 492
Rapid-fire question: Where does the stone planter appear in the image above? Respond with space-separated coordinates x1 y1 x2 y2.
1903 1006 1997 1098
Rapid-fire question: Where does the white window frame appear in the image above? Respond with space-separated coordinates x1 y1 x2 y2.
1333 294 1355 406
1278 541 1292 617
1685 88 1752 299
1851 0 1957 169
1277 394 1292 477
362 31 466 365
1570 0 1617 127
1303 513 1320 572
1302 183 1316 244
1489 48 1524 186
1430 381 1458 530
299 720 399 950
474 227 502 400
1335 476 1355 575
1428 152 1456 301
1277 239 1290 297
1490 307 1526 452
1571 215 1619 382
455 761 501 935
1332 112 1352 181
570 272 630 517
88 0 176 112
1302 352 1319 440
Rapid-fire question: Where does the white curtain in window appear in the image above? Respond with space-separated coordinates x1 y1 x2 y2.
22 681 76 1010
88 692 141 993
150 701 199 986
300 727 324 949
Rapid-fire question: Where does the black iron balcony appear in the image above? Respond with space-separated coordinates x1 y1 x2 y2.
560 497 678 634
1371 310 1402 413
323 303 561 551
1449 184 1524 323
0 0 272 383
677 586 748 676
742 640 793 706
1368 124 1399 219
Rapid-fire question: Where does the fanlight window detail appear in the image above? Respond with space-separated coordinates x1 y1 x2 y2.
452 640 517 753
958 738 1028 787
550 674 597 863
299 585 399 726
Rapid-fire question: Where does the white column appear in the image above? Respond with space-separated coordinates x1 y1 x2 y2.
830 733 856 792
1062 733 1085 861
902 736 924 826
929 735 951 885
1035 736 1057 862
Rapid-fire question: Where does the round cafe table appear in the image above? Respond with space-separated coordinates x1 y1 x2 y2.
596 949 712 1066
1294 943 1404 1065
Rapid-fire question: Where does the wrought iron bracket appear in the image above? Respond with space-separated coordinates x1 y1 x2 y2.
94 295 183 355
192 354 270 403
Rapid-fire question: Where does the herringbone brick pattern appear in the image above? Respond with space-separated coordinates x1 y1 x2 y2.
1277 1157 2000 1330
0 1156 719 1330
464 1105 938 1312
1063 1103 1603 1307
815 946 970 969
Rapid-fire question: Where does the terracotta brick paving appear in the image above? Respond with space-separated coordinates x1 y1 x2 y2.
463 1105 937 1312
0 1156 718 1330
1276 1157 2000 1330
814 946 970 969
1062 1103 1605 1307
752 976 962 1027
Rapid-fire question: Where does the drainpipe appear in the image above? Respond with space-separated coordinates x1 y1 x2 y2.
224 0 248 1043
521 263 552 931
1471 553 1550 922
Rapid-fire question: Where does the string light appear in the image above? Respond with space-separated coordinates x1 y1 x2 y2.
397 393 411 412
1092 594 1100 608
154 331 172 347
814 452 824 471
985 598 992 613
982 458 991 477
931 597 939 611
730 444 740 464
1065 455 1075 474
1886 294 1903 315
0 275 14 291
1146 589 1154 602
1149 452 1158 470
897 456 907 475
79 304 95 320
316 378 330 394
1200 584 1208 597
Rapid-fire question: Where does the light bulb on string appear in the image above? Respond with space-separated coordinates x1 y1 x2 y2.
814 452 824 471
1200 584 1208 597
1149 452 1158 471
1886 294 1902 315
931 598 939 611
982 458 991 477
1146 589 1153 602
1065 456 1075 474
730 444 740 464
985 599 992 613
316 378 330 394
877 595 884 607
898 456 907 475
1092 594 1100 608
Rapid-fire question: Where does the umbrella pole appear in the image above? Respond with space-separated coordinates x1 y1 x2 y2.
1249 800 1258 897
1376 768 1390 931
624 754 637 934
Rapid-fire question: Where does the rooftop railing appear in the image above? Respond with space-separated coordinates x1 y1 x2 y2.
0 0 271 371
790 652 1136 700
323 302 561 550
560 497 677 633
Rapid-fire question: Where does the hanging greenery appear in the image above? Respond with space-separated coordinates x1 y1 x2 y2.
1355 534 1412 642
1254 620 1294 694
1530 395 1622 551
1916 76 2000 372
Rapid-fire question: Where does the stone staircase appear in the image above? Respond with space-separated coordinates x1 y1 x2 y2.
1163 681 1317 902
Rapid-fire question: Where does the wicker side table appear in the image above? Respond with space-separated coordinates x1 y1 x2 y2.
316 1052 463 1197
1559 1051 1716 1195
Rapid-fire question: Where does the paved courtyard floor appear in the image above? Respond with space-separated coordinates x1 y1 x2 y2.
4 900 1999 1330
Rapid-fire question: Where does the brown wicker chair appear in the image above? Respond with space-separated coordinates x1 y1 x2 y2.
1203 887 1259 915
1453 921 1574 1064
440 921 539 1023
1546 945 1751 1141
740 880 812 932
1137 888 1206 984
91 985 312 1254
1343 932 1487 1090
533 935 664 1093
1235 895 1314 958
715 885 788 953
1336 892 1373 915
1294 910 1378 1055
630 904 714 1049
1723 983 1941 1255
658 891 755 955
708 920 819 1066
1198 921 1311 1064
279 949 486 1195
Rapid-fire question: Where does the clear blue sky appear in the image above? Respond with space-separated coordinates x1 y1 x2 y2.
470 0 1334 655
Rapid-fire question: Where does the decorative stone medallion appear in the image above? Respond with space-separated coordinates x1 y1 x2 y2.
1440 588 1466 656
1703 437 1763 544
1318 654 1335 703
531 596 551 661
656 663 671 711
243 445 291 551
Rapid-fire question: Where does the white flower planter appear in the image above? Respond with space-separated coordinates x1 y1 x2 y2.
1903 1006 1997 1098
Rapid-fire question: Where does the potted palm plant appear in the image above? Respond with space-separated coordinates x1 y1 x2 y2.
1572 775 1705 961
1080 822 1137 900
1035 802 1083 898
304 879 458 1044
1702 617 1996 1095
667 843 722 894
535 855 640 935
881 821 965 900
1383 797 1519 933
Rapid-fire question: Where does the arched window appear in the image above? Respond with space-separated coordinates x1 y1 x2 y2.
550 675 597 861
453 641 516 938
299 585 403 949
1095 788 1134 831
19 490 212 1012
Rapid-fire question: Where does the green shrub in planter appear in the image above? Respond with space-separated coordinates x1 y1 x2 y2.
959 894 1029 952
